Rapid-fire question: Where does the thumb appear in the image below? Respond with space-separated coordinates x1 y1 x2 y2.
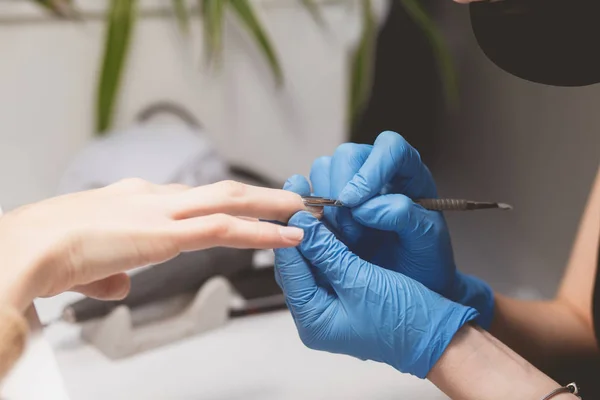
351 194 429 235
274 246 320 310
289 212 373 299
71 273 131 300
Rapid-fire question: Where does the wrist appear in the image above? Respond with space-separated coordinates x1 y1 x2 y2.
0 254 38 312
451 271 495 330
0 216 39 312
410 302 479 379
429 324 579 400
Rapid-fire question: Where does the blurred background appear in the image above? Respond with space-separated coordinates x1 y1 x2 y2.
0 0 598 399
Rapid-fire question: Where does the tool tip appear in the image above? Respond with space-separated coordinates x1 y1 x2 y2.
497 203 513 211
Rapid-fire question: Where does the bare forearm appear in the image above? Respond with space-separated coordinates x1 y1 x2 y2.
487 169 600 369
490 294 598 368
429 324 579 400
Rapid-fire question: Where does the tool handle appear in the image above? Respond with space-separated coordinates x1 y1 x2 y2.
415 199 469 211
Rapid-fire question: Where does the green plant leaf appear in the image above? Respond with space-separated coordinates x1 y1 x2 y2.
401 0 459 108
172 0 190 35
96 0 138 134
348 0 376 127
229 0 284 86
200 0 228 65
299 0 326 28
31 0 79 19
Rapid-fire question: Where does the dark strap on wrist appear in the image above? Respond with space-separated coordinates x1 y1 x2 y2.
542 382 581 400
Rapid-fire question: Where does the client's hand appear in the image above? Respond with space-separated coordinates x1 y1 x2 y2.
0 179 306 311
274 212 478 378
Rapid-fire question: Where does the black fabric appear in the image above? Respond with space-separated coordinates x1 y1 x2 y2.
350 0 443 164
470 0 600 87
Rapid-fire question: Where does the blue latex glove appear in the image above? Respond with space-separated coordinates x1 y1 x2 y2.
306 131 495 329
274 212 478 378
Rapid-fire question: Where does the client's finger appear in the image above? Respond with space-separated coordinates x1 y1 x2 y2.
71 273 131 300
172 214 305 250
170 180 306 222
155 183 191 193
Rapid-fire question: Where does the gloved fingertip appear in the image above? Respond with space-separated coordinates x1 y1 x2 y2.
311 156 331 171
338 185 363 207
375 130 405 146
283 175 311 195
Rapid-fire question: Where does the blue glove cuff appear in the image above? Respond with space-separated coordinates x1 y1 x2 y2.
410 304 479 379
451 272 495 330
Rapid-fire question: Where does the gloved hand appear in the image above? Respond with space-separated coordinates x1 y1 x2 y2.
274 211 478 378
303 131 494 329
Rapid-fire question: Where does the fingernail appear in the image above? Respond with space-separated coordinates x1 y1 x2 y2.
305 205 324 220
279 226 304 241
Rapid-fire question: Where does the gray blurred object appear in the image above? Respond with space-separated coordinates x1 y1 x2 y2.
60 250 283 325
62 248 254 324
81 276 233 359
57 102 229 194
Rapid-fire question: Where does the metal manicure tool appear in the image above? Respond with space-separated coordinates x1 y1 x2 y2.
302 196 344 207
302 196 513 211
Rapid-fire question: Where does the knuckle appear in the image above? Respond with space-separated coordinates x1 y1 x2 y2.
394 196 413 228
217 180 247 198
207 214 233 238
379 131 408 153
116 177 152 192
378 130 405 147
396 195 412 212
391 136 409 158
253 224 270 245
166 183 189 191
380 131 422 171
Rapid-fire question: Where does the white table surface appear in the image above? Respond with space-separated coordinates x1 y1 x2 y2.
1 307 70 400
38 305 449 400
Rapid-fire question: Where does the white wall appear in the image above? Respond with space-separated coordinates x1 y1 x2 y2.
434 3 600 298
0 0 389 211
